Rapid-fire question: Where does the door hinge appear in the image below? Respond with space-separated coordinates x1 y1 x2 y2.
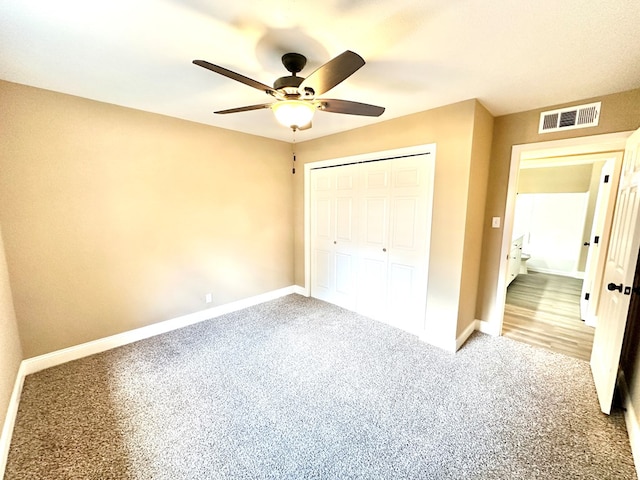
604 174 610 183
594 235 600 245
585 292 590 300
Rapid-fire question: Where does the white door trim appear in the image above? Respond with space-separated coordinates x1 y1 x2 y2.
303 144 436 296
490 131 633 336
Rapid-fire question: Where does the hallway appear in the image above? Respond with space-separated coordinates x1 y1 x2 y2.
502 271 595 361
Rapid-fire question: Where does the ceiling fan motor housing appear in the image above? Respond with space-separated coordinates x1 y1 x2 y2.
274 53 308 94
282 53 306 74
273 75 304 91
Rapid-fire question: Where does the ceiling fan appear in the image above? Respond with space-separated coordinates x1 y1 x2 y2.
193 50 385 131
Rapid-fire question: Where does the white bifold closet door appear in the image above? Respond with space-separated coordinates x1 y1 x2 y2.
311 163 360 311
310 154 433 336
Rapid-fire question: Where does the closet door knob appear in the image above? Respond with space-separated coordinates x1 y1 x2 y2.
382 248 387 252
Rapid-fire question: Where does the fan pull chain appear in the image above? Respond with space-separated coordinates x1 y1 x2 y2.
292 129 297 174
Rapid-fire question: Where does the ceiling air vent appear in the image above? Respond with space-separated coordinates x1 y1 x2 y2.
538 102 601 134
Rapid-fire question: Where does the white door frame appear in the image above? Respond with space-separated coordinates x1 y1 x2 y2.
303 144 436 296
488 131 633 336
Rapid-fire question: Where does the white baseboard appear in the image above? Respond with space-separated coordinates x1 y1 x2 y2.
584 315 598 328
1 285 300 476
527 267 584 280
419 321 477 353
293 285 309 296
477 319 501 336
419 331 455 353
0 362 27 479
619 371 640 477
22 286 297 376
456 320 478 351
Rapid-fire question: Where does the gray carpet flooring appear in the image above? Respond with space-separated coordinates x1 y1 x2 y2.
4 294 637 479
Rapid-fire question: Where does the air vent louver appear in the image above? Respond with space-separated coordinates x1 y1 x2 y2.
538 102 601 134
542 113 558 130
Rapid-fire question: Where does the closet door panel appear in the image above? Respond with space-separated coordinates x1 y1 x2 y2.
314 250 333 290
311 164 359 310
335 253 354 292
390 197 419 249
333 164 359 309
386 157 430 333
335 197 354 241
311 169 335 302
314 197 333 240
311 153 433 337
362 197 388 245
388 263 416 326
388 261 426 334
357 160 391 320
357 257 387 321
364 165 390 189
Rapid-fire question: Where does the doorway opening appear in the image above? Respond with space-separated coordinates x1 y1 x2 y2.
493 132 632 360
502 152 623 360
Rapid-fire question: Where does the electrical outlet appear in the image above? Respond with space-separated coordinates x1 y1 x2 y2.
492 217 501 228
205 293 213 304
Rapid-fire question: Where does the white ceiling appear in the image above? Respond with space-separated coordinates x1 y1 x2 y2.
1 0 639 142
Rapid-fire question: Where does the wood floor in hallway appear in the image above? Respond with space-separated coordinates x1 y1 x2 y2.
502 271 595 362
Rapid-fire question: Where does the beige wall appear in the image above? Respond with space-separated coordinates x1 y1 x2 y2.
0 224 23 439
294 99 490 345
0 80 293 358
457 102 494 336
517 164 593 193
476 88 640 325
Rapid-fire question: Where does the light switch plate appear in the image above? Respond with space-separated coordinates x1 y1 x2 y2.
492 217 501 228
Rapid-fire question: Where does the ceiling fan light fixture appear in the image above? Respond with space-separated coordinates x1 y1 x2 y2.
194 51 384 130
272 100 316 130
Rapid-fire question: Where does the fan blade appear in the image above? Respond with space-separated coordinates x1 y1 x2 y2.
318 99 385 117
298 122 312 131
299 51 365 97
214 103 272 114
193 60 277 95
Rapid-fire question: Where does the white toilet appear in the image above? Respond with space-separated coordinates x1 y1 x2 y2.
520 253 531 274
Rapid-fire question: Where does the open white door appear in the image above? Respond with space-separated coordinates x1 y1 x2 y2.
580 158 619 325
591 127 640 414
